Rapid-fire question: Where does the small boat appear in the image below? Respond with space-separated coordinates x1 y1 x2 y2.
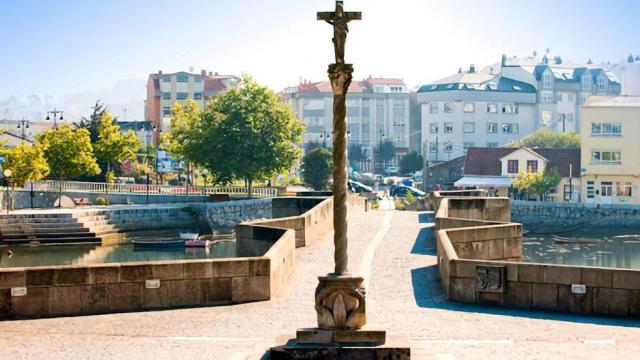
185 239 210 247
552 235 604 244
131 240 185 248
179 232 199 240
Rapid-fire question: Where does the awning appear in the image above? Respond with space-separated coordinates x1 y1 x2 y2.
454 176 512 188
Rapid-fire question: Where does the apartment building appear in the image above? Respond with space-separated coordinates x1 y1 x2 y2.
417 65 537 163
283 77 410 172
581 96 640 205
145 70 238 131
610 54 640 96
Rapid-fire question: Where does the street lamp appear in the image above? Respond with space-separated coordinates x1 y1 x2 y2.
378 130 385 174
45 109 64 130
319 130 332 148
202 168 209 195
17 118 30 140
3 169 12 214
141 125 161 204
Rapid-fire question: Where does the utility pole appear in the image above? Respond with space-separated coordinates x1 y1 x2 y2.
45 109 64 129
435 136 439 162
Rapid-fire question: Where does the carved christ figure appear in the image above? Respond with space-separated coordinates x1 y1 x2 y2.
324 2 349 64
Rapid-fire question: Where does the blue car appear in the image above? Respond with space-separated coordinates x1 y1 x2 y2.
392 185 425 198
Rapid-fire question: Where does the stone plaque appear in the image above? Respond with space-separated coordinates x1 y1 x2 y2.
475 265 505 293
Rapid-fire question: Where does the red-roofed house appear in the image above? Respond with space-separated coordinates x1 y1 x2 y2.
282 76 411 173
458 147 581 202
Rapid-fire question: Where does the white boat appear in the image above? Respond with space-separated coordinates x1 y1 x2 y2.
179 232 199 240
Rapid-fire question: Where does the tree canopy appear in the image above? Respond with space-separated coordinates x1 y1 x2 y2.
510 167 561 198
399 151 424 174
509 128 580 149
75 100 115 144
377 140 396 162
37 125 101 180
301 148 333 190
0 142 49 186
165 76 305 194
94 112 139 178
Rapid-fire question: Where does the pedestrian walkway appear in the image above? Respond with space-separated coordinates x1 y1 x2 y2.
0 209 639 359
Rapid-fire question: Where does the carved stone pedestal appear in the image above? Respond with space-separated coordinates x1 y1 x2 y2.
315 274 366 330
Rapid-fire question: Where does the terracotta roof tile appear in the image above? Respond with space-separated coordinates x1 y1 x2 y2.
464 147 580 177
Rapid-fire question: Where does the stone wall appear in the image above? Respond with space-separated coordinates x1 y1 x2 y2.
512 200 640 230
435 194 640 317
189 198 272 232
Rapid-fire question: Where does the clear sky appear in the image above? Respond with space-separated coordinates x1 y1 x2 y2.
1 0 639 119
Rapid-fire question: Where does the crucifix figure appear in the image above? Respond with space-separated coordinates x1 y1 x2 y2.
318 1 362 65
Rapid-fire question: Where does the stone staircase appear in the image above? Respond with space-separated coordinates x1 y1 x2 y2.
0 206 200 245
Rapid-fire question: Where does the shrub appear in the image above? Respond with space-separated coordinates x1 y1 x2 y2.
95 197 108 206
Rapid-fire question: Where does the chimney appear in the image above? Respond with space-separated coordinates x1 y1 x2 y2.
201 69 207 76
209 71 213 76
458 68 462 74
469 64 475 73
158 70 163 75
215 72 219 76
501 54 507 67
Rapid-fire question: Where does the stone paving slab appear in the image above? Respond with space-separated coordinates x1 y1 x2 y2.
1 209 640 359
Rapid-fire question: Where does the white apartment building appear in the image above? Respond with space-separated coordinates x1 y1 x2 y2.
417 65 537 163
283 77 410 172
610 54 640 96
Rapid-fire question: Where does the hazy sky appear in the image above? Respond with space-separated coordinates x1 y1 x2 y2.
1 0 639 118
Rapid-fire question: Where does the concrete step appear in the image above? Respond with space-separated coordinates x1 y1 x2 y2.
1 231 97 240
1 237 101 245
0 227 91 235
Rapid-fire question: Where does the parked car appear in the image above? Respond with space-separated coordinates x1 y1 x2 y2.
383 166 399 175
400 178 416 187
348 179 373 194
392 185 426 198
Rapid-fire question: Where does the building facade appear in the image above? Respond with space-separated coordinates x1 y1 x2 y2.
580 96 640 205
283 77 411 172
145 70 238 132
417 66 537 163
610 54 640 96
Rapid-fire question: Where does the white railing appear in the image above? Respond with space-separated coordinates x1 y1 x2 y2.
31 180 279 198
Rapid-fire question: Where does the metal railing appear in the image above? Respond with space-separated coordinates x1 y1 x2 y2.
31 180 279 198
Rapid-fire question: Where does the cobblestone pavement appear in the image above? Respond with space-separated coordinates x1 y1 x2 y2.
1 210 639 359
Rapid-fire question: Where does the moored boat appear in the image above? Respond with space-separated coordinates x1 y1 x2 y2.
131 239 185 248
179 232 199 240
185 239 210 247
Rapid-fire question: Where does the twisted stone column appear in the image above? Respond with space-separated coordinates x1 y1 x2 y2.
328 63 353 275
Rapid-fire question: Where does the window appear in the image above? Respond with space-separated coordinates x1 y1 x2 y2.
194 92 203 100
162 107 171 116
429 103 439 114
542 91 554 103
463 122 475 133
502 103 514 114
568 93 575 103
176 92 189 100
502 123 519 134
563 185 575 201
507 160 519 174
598 76 607 91
176 74 189 82
591 122 622 136
194 77 202 83
463 142 475 152
527 160 538 172
463 102 475 113
487 103 498 113
429 123 439 133
566 114 574 123
487 142 498 148
556 93 563 103
444 122 453 133
163 76 172 82
543 73 552 89
444 143 453 153
591 150 621 163
486 123 498 133
617 182 632 197
162 92 171 100
580 94 588 104
444 103 453 113
541 111 552 127
429 142 438 153
582 77 591 91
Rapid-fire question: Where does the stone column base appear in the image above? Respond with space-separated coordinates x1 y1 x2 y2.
315 274 366 329
296 328 386 345
269 335 410 360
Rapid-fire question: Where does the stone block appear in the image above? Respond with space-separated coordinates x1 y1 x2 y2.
505 263 518 282
454 260 476 279
54 268 90 286
183 261 213 279
49 286 83 316
119 265 153 282
152 263 184 280
333 330 386 345
212 259 249 278
503 238 522 259
26 269 55 286
296 328 334 344
505 281 532 309
201 278 232 304
544 265 581 285
558 285 592 314
232 275 270 303
477 291 503 305
449 277 475 303
143 282 172 309
108 283 143 312
629 290 640 316
581 268 612 288
12 287 49 317
82 285 109 314
169 279 202 307
486 239 504 260
249 258 270 275
612 270 640 290
0 270 26 289
518 264 544 283
531 283 558 310
90 265 120 284
0 289 13 317
270 336 410 360
593 288 628 316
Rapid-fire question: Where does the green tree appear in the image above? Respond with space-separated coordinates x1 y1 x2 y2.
509 128 580 149
94 112 139 181
399 151 424 174
510 167 561 200
301 148 333 190
75 100 113 144
377 140 396 162
166 76 305 196
37 125 101 204
0 142 49 187
348 143 368 170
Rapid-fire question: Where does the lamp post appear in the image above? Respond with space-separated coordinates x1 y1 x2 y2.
378 130 385 174
202 168 209 196
140 125 152 205
319 130 331 148
17 118 30 140
3 169 12 214
45 109 64 129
